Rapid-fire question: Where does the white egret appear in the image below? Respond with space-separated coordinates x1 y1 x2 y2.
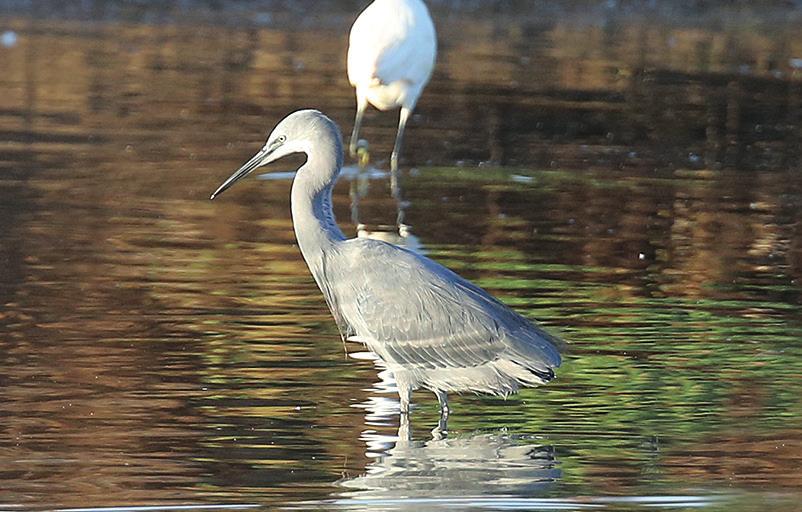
347 0 437 174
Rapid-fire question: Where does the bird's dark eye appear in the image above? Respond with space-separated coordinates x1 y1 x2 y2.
277 135 287 144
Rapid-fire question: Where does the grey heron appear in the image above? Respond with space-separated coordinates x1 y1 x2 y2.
211 110 562 422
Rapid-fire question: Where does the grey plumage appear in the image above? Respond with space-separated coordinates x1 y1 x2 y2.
211 110 562 417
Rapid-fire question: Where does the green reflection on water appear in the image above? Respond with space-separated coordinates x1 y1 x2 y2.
2 9 802 510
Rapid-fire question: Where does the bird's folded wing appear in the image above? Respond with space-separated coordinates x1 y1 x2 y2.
334 239 561 372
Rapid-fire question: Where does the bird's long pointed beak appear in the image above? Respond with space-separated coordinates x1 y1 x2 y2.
210 147 271 200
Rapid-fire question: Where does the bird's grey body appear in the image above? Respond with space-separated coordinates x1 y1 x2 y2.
316 239 560 404
211 110 561 419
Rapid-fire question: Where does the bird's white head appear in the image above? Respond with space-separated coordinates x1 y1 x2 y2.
210 109 343 199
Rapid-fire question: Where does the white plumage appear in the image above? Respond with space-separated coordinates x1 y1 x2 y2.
346 0 437 171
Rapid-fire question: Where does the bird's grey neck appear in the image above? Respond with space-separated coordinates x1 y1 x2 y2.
290 160 345 266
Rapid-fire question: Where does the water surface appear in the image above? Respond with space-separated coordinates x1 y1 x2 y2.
1 3 802 511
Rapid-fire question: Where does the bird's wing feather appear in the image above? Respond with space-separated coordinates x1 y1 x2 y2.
347 0 436 88
332 239 561 373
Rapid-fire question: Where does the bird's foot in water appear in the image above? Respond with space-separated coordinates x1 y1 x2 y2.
431 413 448 440
355 139 370 168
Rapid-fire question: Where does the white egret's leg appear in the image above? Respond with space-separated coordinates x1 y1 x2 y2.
395 204 406 231
349 95 368 159
390 107 411 196
391 108 412 225
349 176 360 226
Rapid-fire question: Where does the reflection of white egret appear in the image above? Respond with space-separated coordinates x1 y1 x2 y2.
344 160 420 246
347 0 437 175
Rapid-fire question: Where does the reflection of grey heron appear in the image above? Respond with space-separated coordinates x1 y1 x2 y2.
346 0 437 177
211 110 562 424
335 426 559 511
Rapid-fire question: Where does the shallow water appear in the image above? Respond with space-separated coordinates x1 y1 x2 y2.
1 3 802 511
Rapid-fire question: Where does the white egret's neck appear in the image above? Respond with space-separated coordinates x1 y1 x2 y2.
290 148 346 268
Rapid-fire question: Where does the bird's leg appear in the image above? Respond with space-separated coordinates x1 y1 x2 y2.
393 163 406 229
349 175 361 227
391 110 409 229
395 202 407 232
435 389 449 417
390 107 411 198
399 395 411 415
432 416 448 440
397 380 411 416
349 96 368 160
432 390 449 439
397 412 412 446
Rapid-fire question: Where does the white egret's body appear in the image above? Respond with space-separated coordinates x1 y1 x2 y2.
211 111 562 422
347 0 437 171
